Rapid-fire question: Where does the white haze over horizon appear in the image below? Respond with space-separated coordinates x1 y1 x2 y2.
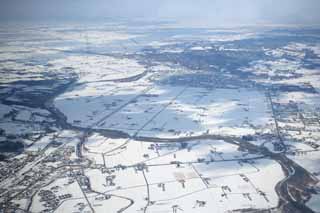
0 0 320 27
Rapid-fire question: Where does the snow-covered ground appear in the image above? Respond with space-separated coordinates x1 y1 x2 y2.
56 82 274 138
2 24 320 213
80 137 284 213
49 55 146 83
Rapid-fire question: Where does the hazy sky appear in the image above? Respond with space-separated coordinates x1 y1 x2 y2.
1 0 320 26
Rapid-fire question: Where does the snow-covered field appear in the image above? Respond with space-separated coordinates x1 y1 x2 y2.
55 83 274 138
49 55 146 83
80 137 284 213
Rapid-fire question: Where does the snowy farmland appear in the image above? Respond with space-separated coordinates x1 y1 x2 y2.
55 82 274 138
80 136 284 213
49 55 147 83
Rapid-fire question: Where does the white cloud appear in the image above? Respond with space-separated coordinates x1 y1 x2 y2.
1 0 320 26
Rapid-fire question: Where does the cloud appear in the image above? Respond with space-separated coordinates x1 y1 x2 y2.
1 0 320 26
